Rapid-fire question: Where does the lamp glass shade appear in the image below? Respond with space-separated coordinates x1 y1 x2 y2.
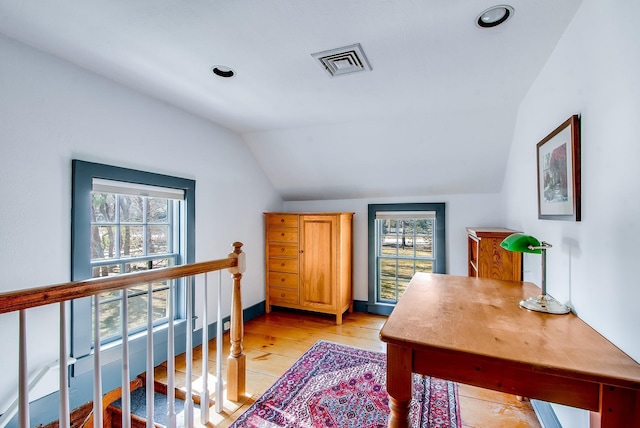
500 233 542 254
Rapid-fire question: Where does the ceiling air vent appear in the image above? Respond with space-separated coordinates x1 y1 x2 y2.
311 43 372 77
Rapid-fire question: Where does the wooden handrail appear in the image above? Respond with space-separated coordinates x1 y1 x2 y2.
4 242 246 427
0 254 238 314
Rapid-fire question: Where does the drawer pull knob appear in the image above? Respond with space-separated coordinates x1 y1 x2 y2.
281 263 285 267
281 247 285 252
280 218 285 222
281 293 285 297
281 278 285 282
281 233 285 237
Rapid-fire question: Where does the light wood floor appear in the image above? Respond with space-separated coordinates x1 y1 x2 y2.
158 309 541 427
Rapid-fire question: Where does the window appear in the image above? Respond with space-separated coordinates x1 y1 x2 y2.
89 179 182 343
71 160 195 358
368 203 445 315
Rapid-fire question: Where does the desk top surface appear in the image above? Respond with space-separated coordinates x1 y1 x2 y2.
379 273 640 390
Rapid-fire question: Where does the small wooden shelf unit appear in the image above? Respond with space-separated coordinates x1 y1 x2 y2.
466 227 522 281
264 212 354 324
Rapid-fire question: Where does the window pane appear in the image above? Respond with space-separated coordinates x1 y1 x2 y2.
379 278 397 301
119 195 143 223
99 290 121 301
380 220 394 234
379 258 398 279
91 193 116 223
402 220 415 236
92 263 121 278
397 259 415 281
125 260 151 274
91 226 116 260
151 288 168 321
397 281 410 298
380 237 398 255
415 236 432 257
147 198 169 223
128 293 148 331
151 258 172 269
94 295 121 341
120 225 144 257
416 260 433 273
148 225 169 254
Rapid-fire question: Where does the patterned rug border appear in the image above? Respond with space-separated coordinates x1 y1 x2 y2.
231 340 461 428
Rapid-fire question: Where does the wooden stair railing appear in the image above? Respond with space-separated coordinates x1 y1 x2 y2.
0 242 246 428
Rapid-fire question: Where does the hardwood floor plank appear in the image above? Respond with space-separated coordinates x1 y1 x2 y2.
458 395 541 428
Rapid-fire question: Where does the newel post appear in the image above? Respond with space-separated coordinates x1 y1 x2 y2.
227 241 246 402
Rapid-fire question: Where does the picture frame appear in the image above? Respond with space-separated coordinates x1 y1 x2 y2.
536 115 581 221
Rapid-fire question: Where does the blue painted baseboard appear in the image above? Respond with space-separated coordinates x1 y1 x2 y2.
531 399 562 428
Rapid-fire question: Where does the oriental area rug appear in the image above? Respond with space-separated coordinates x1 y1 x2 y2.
230 340 461 428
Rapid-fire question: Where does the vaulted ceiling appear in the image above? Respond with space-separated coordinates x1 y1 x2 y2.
0 1 583 200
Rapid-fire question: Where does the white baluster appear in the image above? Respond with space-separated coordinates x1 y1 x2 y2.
215 270 223 413
146 282 155 428
59 302 70 428
184 277 194 427
200 273 210 424
93 295 103 428
121 289 131 428
18 310 29 428
166 280 176 428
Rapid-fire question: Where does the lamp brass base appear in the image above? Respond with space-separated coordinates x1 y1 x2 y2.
519 294 570 315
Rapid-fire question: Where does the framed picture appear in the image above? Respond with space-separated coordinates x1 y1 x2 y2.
537 115 581 221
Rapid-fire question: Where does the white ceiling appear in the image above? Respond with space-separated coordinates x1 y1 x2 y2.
0 0 583 201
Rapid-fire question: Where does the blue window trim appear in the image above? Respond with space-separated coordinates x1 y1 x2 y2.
367 203 446 315
70 159 195 359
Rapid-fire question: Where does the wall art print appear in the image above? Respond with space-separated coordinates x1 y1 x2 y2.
537 115 581 221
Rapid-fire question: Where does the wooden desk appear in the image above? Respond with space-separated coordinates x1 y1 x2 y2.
379 273 640 427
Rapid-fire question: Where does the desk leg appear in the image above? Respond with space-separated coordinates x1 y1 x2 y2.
590 384 640 427
386 344 412 428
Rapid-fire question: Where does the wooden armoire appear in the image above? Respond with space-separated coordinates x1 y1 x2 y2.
264 212 354 324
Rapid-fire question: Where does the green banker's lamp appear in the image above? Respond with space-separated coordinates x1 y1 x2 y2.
500 233 570 315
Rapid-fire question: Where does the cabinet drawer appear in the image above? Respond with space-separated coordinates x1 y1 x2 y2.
267 227 298 243
269 286 299 305
266 214 298 228
268 272 298 289
268 258 298 273
268 243 299 258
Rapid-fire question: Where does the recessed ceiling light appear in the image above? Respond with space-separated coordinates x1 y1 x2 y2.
212 66 235 78
476 5 514 28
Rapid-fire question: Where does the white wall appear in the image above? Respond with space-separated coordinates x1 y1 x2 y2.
0 34 282 410
285 193 505 301
502 0 640 426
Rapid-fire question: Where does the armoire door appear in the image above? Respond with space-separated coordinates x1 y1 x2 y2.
299 215 336 311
